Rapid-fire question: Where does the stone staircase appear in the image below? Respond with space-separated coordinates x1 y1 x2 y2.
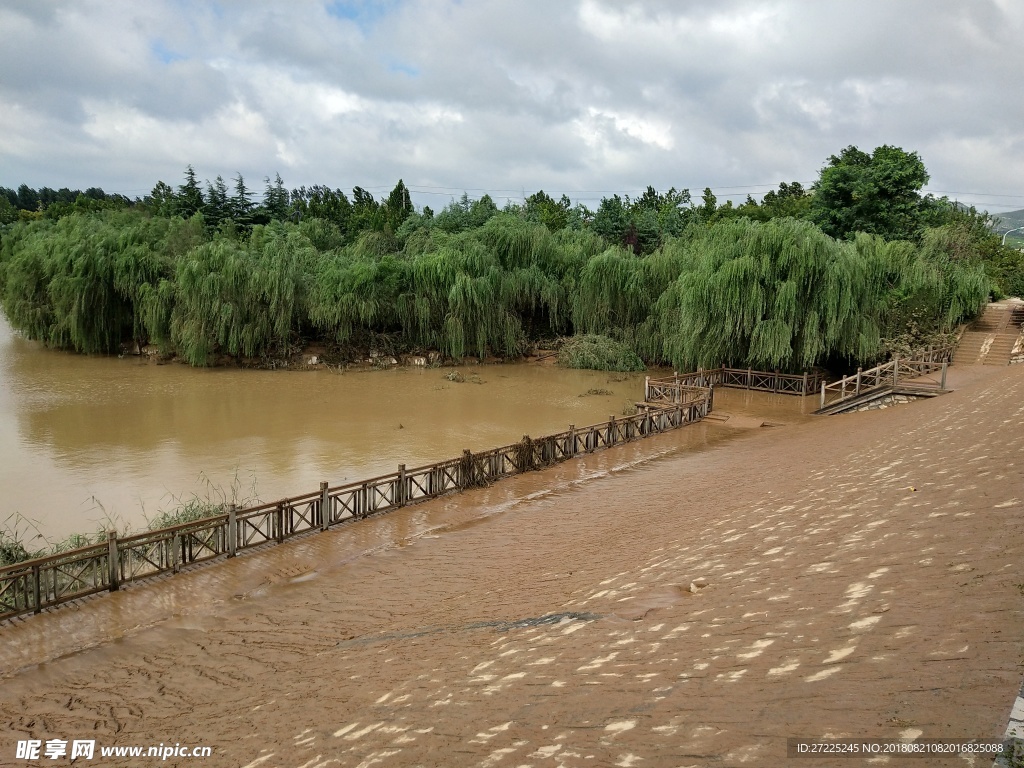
953 302 1024 366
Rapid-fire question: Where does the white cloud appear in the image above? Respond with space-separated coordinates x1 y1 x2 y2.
0 0 1021 211
576 107 674 152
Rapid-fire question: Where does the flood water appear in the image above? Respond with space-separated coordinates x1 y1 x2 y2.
0 314 816 546
0 345 1015 764
0 315 655 543
0 310 820 676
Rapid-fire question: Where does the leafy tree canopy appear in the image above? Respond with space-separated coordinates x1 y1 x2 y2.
809 145 929 242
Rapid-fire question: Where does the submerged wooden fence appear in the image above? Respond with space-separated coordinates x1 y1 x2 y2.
818 347 953 410
0 388 712 622
646 367 826 399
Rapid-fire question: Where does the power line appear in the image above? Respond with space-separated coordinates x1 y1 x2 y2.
923 188 1024 199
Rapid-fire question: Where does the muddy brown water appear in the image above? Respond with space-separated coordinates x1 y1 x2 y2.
0 314 814 545
0 315 696 543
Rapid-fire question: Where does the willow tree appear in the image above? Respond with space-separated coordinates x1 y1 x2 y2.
656 217 886 371
401 239 526 359
571 247 644 334
861 227 988 345
570 243 689 355
306 245 411 348
170 224 309 365
0 217 58 342
400 216 590 355
0 212 174 354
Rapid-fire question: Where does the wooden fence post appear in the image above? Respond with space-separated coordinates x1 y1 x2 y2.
461 449 472 488
893 356 899 385
228 503 237 557
802 372 808 395
856 367 862 396
820 381 826 410
275 502 285 543
360 482 368 518
568 425 576 457
171 533 180 574
32 564 42 613
644 376 650 402
608 415 616 445
107 530 120 592
320 482 330 531
397 465 406 507
941 361 948 390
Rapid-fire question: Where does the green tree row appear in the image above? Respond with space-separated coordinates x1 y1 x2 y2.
0 206 989 373
3 144 1015 371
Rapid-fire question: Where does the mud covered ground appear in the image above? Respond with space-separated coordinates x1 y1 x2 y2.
1 366 1023 767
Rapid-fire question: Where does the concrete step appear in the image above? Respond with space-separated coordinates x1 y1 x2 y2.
970 309 1010 333
955 341 988 352
953 349 985 358
953 332 992 364
953 304 1020 364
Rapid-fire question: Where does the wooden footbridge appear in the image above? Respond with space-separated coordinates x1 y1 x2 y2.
645 367 826 401
0 380 713 622
644 347 954 417
816 347 952 414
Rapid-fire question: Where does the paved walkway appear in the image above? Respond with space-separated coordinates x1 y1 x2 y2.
1 366 1023 767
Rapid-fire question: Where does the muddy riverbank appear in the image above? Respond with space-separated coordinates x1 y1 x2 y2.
0 363 1019 766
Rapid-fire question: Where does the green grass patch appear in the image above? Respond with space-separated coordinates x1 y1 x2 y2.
557 335 645 372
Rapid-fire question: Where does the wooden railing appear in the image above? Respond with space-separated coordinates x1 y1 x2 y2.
646 367 825 399
911 345 956 365
819 348 953 410
0 387 712 622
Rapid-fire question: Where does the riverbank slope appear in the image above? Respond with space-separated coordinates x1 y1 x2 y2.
1 364 1022 766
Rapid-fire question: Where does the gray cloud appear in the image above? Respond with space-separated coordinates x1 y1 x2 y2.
0 0 1021 211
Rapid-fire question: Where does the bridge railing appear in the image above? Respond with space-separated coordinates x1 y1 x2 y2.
646 367 825 398
819 348 952 410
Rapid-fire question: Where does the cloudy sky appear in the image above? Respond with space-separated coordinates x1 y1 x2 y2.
2 0 1023 213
